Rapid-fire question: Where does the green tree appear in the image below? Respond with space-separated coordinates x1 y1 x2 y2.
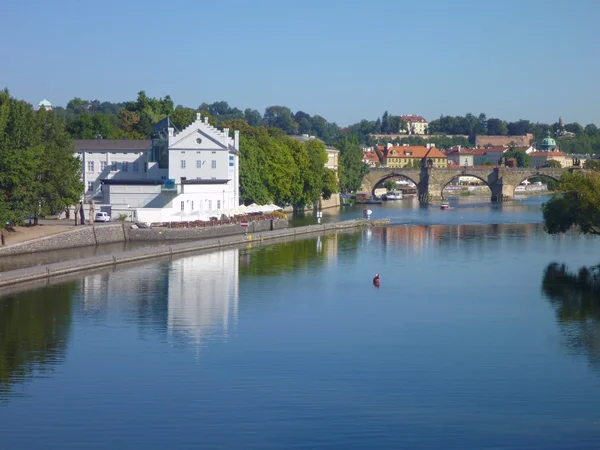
487 118 508 135
170 106 197 130
0 89 40 225
32 109 83 221
546 159 562 168
384 180 395 191
336 136 369 193
263 106 298 135
321 169 339 200
542 171 600 236
584 159 600 171
502 149 531 167
244 108 262 127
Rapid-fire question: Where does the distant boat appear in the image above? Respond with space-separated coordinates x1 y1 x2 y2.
441 202 450 210
382 190 403 200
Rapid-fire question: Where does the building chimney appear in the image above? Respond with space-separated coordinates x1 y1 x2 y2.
204 117 209 124
387 143 393 149
426 143 431 150
168 127 174 137
223 128 229 144
196 112 201 121
457 145 461 151
234 130 239 150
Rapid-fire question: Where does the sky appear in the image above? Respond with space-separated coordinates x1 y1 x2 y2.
2 0 600 126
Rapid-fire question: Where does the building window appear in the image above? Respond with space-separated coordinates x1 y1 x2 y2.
191 201 194 211
229 155 234 167
208 200 212 210
100 161 107 171
211 160 216 169
87 161 94 172
217 200 221 209
196 160 202 168
181 160 186 169
133 162 139 172
122 162 129 172
180 201 184 211
87 181 93 192
111 162 117 171
144 162 148 172
196 138 202 145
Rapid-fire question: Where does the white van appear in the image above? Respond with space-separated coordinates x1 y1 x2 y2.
94 212 111 222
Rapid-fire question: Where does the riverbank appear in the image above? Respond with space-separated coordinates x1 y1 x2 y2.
0 217 289 256
0 219 388 290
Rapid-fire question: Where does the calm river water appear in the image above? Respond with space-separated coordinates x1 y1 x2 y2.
2 197 600 449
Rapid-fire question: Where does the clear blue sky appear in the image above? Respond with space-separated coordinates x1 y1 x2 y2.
2 0 599 126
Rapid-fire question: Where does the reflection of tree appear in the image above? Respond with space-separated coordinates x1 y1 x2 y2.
541 262 600 368
239 233 360 277
0 283 75 396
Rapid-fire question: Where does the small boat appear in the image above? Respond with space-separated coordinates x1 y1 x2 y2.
441 202 450 210
382 190 403 200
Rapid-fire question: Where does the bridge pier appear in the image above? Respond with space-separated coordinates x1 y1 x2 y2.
490 183 515 202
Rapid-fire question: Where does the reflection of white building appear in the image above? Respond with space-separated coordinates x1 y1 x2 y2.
167 249 239 348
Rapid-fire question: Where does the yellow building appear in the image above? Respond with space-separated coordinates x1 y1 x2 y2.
382 145 447 168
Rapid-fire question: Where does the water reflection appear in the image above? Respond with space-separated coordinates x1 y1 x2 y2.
239 233 359 277
541 262 600 369
370 223 543 254
0 284 75 398
167 250 239 349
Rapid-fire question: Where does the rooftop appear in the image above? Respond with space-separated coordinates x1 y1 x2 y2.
75 139 152 151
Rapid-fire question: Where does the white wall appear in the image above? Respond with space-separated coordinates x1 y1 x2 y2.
78 149 153 197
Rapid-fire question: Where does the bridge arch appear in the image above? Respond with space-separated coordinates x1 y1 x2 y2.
440 173 491 200
371 172 420 197
514 171 560 186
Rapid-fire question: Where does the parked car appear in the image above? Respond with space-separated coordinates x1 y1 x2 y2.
94 212 111 222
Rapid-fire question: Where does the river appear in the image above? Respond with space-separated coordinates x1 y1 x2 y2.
2 197 600 449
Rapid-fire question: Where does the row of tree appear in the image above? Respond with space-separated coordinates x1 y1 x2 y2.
0 90 82 226
54 93 600 153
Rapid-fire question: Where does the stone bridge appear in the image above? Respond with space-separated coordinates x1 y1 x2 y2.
362 167 571 202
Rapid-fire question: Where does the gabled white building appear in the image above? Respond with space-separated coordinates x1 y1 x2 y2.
75 114 240 223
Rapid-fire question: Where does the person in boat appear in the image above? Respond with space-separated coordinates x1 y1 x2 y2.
373 274 380 287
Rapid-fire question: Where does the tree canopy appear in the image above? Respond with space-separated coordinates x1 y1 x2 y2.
542 170 600 236
0 90 82 226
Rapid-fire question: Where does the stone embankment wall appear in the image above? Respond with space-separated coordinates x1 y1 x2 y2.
0 224 127 256
0 219 289 256
0 219 388 289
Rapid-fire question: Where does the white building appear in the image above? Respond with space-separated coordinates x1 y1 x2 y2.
38 99 52 111
74 114 240 222
446 147 474 167
401 115 428 135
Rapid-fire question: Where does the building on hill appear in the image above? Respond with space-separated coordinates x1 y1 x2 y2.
538 132 558 151
476 133 533 148
529 151 573 168
401 115 428 135
473 146 507 165
37 99 52 111
446 146 474 167
74 113 240 222
382 144 447 168
362 148 381 167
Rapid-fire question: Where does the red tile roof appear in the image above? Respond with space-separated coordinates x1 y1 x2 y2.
529 151 565 157
363 150 380 163
383 145 447 159
401 115 427 123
